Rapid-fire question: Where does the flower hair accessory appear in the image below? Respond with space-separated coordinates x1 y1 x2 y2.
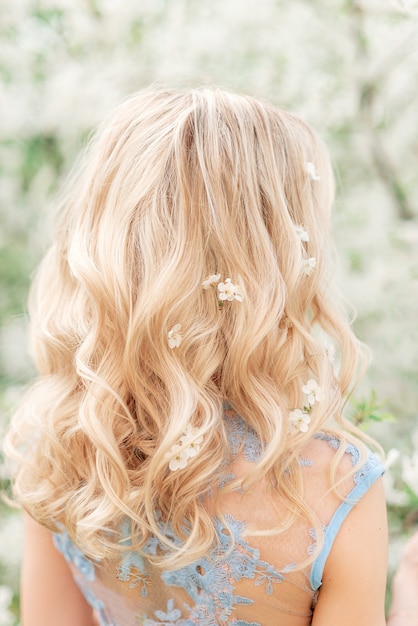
295 225 310 243
202 273 244 308
218 278 244 303
302 257 316 276
324 341 336 364
289 378 321 433
289 409 311 433
307 162 320 181
167 426 204 471
168 324 182 348
202 274 221 289
302 379 321 405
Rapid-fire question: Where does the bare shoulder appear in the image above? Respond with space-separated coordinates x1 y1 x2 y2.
21 514 94 626
301 431 368 467
311 476 387 626
299 431 384 529
304 432 388 625
301 433 360 492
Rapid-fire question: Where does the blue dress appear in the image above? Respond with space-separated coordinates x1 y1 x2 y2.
53 410 384 626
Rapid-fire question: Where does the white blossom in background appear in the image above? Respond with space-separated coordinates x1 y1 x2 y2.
0 319 32 379
0 515 24 571
402 452 418 496
385 448 401 470
0 586 14 626
411 426 418 451
383 470 410 506
382 449 409 506
391 0 418 12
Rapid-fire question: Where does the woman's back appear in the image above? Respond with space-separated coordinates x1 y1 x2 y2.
53 407 383 626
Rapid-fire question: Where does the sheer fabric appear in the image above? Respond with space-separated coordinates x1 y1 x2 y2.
54 409 383 626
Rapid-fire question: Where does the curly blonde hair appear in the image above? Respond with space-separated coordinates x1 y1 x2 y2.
5 87 372 568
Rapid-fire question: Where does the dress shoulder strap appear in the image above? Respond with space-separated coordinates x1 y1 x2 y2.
308 433 384 590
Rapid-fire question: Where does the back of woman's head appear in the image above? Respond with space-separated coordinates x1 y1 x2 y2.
5 87 367 565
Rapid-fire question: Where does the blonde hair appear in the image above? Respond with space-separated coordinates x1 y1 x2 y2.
5 87 371 567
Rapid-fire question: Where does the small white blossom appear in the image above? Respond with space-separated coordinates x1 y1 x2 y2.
168 426 204 471
168 444 189 471
302 379 322 405
289 409 311 433
295 225 310 242
385 448 401 470
383 470 409 506
402 452 418 496
168 324 182 349
202 273 221 289
307 161 320 181
180 425 204 458
324 341 336 364
217 278 244 302
0 586 14 626
302 257 317 275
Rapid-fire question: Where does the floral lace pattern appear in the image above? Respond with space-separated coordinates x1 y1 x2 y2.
52 415 384 626
53 532 111 624
117 551 151 598
225 413 263 462
313 432 381 484
143 599 260 626
117 513 284 626
216 412 264 492
53 531 96 582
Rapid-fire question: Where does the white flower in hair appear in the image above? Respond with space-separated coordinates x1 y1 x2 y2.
295 225 310 242
289 409 311 433
180 425 204 458
217 278 244 302
324 341 336 364
302 379 322 405
302 257 317 275
168 324 182 348
168 425 204 471
202 274 221 289
307 162 320 181
168 444 189 471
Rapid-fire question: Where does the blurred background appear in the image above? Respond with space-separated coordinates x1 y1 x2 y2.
0 0 417 622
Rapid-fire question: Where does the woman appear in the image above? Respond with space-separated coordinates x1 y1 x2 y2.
5 87 387 625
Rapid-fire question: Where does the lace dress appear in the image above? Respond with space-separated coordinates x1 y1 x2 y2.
53 410 384 626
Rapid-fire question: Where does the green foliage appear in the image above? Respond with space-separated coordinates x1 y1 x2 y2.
0 242 31 322
403 484 418 509
21 135 63 192
349 390 396 429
